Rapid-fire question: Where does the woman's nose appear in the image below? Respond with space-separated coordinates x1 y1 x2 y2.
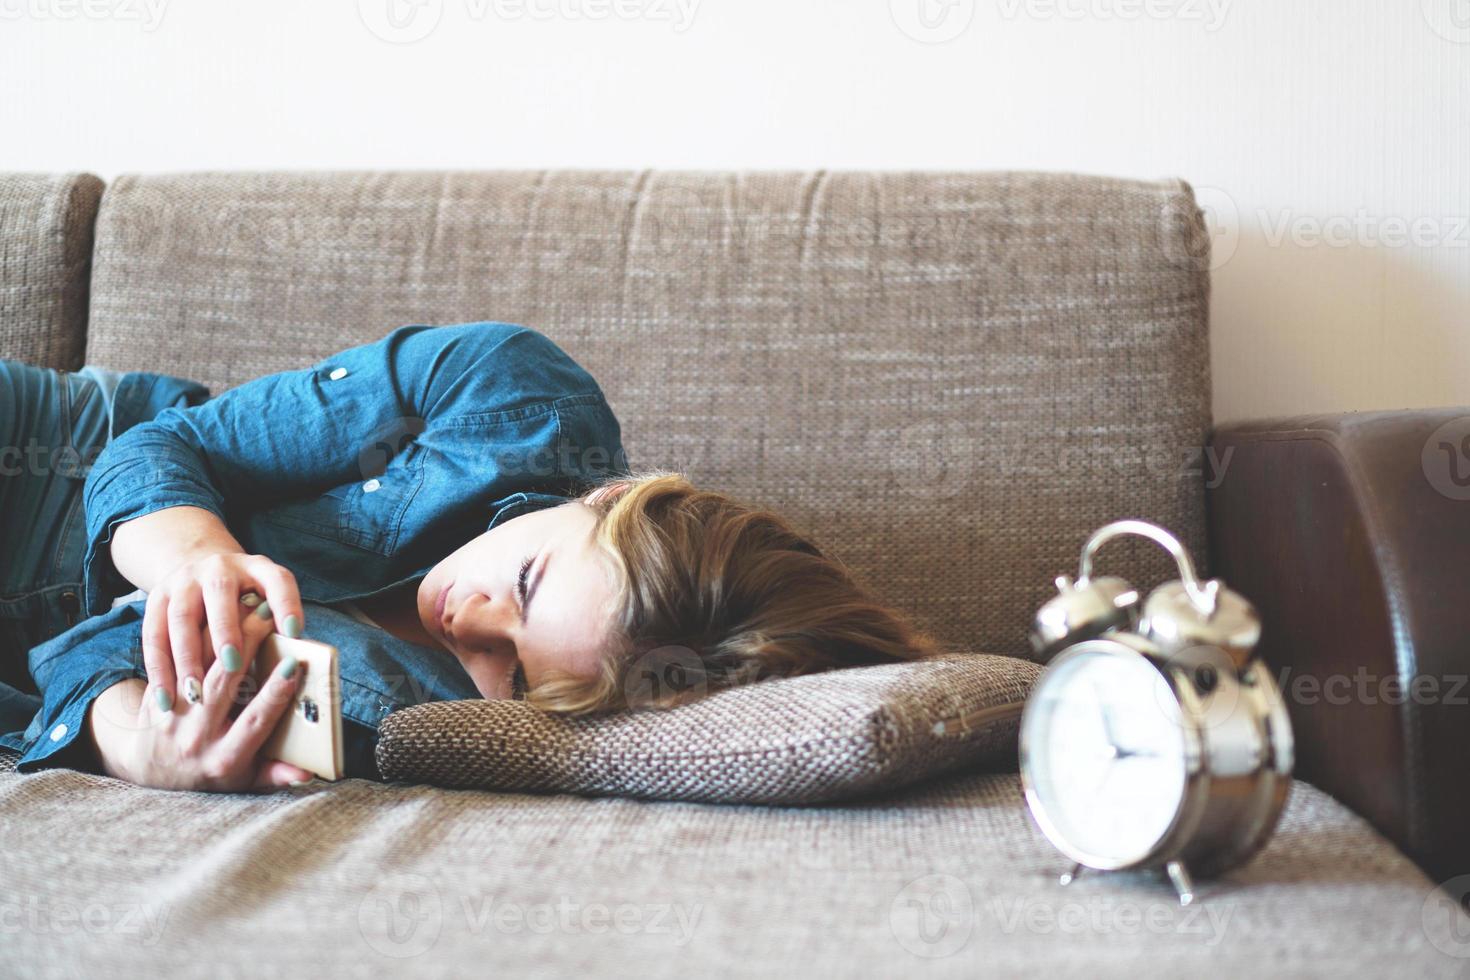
471 590 517 635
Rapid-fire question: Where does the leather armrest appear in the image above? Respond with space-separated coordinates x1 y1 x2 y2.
1207 409 1470 884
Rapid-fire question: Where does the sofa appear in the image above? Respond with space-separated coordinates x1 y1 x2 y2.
2 169 1466 977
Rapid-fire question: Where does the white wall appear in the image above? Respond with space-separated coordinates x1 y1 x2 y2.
3 0 1467 423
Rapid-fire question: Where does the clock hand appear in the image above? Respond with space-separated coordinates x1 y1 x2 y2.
1112 745 1160 761
1087 683 1163 761
1091 681 1122 750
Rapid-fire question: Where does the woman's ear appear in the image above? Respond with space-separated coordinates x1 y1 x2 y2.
582 478 636 508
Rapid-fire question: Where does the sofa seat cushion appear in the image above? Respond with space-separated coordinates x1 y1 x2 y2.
0 753 1462 977
375 653 1039 804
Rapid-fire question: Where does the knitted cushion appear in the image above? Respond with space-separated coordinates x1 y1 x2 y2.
375 653 1040 804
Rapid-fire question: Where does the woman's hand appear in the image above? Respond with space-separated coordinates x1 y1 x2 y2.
142 551 306 712
86 603 313 791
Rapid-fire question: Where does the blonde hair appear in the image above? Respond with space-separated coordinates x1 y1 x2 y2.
525 470 944 715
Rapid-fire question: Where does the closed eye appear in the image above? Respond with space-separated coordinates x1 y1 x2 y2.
516 553 534 611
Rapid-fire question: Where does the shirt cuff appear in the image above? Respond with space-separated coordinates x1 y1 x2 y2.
13 668 144 775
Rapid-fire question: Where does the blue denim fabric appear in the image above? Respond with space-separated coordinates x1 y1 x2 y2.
1 322 629 774
0 360 203 748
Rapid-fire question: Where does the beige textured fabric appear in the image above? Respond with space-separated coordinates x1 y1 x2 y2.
0 173 103 368
377 653 1039 804
84 170 1212 657
1 755 1464 977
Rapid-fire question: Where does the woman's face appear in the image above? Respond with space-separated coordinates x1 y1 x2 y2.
415 500 619 699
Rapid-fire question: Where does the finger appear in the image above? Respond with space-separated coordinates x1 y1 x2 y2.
140 591 176 707
219 653 301 764
167 579 206 702
198 565 245 693
251 759 315 792
199 610 272 729
250 560 304 639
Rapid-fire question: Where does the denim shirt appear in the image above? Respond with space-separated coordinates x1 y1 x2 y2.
4 321 629 774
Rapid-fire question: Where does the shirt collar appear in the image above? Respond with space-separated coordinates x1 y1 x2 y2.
486 490 574 532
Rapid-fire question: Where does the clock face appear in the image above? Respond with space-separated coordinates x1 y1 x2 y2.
1021 643 1191 868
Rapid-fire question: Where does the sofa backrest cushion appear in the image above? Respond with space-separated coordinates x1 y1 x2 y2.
84 170 1211 656
0 173 103 368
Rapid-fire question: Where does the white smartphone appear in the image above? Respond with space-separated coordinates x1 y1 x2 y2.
248 633 345 781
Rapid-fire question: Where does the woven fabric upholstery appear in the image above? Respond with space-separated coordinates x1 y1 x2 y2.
1 751 1464 978
0 173 103 368
376 653 1039 804
84 170 1211 657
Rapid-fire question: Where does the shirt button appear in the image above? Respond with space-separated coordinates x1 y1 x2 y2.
363 479 382 493
50 723 69 742
328 367 348 380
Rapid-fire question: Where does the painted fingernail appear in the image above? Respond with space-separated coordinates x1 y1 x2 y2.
277 655 298 680
255 600 273 620
240 591 262 608
283 614 302 638
154 686 173 712
183 676 203 705
221 644 242 672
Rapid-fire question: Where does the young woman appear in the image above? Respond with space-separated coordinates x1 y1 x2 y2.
0 322 940 792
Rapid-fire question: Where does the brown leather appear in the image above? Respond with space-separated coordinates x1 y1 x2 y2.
1208 409 1470 884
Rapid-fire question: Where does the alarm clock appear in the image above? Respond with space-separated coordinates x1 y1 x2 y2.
1019 520 1293 906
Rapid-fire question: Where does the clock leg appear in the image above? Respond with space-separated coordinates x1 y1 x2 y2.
1059 863 1083 886
1165 860 1195 906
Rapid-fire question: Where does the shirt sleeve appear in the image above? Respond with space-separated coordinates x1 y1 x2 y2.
13 604 148 774
79 322 609 616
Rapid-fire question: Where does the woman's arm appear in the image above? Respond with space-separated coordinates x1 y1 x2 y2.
109 504 246 593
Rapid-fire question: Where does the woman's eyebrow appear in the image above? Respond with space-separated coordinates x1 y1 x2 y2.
522 548 549 625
